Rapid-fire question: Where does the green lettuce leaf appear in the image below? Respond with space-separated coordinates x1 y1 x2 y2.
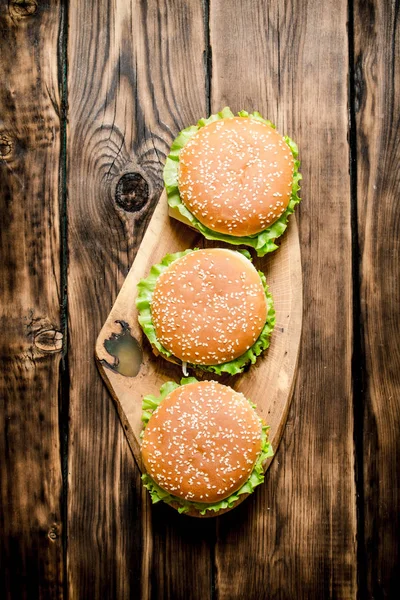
136 249 275 375
163 107 302 257
141 378 273 515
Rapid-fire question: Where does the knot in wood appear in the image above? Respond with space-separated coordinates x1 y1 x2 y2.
0 134 13 159
47 527 58 541
10 0 38 17
115 173 149 213
34 329 63 353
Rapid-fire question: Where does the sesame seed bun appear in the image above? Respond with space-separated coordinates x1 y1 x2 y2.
151 248 268 365
141 380 263 504
178 116 294 236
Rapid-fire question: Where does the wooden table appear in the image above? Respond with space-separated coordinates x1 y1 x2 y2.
1 1 399 598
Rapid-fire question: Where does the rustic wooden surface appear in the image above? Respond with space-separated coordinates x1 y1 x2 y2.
0 1 65 598
0 0 399 598
354 1 400 598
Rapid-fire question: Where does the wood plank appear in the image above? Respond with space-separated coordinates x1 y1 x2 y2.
67 1 211 597
210 1 357 598
354 1 400 597
0 1 64 598
95 191 302 499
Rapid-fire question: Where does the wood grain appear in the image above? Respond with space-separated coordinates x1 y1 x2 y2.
0 1 64 598
354 0 400 596
210 1 357 598
96 191 302 497
1 0 398 596
67 0 210 598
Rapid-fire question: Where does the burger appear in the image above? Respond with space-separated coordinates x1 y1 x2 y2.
163 107 301 256
141 378 273 516
136 247 275 375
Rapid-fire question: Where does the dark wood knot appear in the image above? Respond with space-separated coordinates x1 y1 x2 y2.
47 524 60 542
34 329 63 353
0 134 13 159
10 0 38 17
115 172 149 213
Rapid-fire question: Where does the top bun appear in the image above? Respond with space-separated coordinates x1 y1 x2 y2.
178 117 294 236
151 248 268 365
141 380 263 503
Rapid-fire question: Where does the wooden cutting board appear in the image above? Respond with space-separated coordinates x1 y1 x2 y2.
96 190 302 473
